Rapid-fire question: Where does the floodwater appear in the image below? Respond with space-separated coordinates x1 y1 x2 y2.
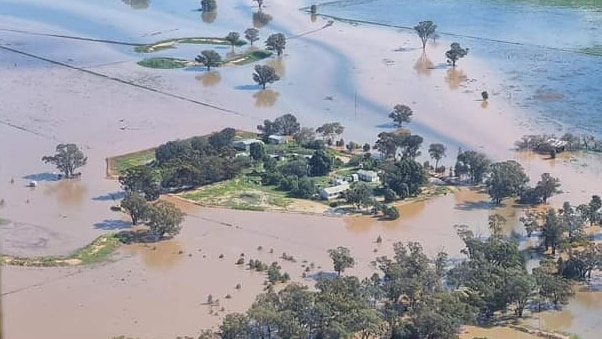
0 189 522 338
319 0 602 137
1 0 602 338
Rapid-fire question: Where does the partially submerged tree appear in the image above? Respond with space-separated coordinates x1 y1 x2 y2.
485 160 529 204
265 33 286 56
195 50 222 71
446 42 469 67
200 0 217 12
388 104 413 128
253 64 280 89
225 31 241 50
120 192 149 225
428 143 447 170
455 150 491 184
328 246 355 275
147 200 185 240
244 28 260 46
42 143 87 178
414 20 437 50
119 165 161 201
535 173 561 204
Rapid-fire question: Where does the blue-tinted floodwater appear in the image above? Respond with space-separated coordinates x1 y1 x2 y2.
318 0 602 137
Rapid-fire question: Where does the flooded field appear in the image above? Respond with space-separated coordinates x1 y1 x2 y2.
319 0 602 137
0 189 514 338
1 0 602 338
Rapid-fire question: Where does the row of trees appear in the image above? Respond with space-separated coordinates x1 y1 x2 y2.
118 128 250 200
120 194 185 239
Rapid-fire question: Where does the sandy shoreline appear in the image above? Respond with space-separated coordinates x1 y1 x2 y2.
1 0 602 338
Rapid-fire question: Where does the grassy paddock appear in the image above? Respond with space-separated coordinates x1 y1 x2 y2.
107 148 156 178
1 233 123 267
226 50 273 66
581 45 602 56
135 37 246 53
137 57 189 69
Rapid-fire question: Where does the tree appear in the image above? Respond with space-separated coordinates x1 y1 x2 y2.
400 134 423 159
533 268 574 308
195 50 222 71
374 131 407 159
328 246 355 275
257 113 300 136
541 209 563 255
388 104 413 128
200 0 217 12
42 143 87 178
455 150 490 184
225 31 240 50
253 0 264 10
446 42 469 67
290 176 317 199
244 28 260 46
308 150 333 177
383 205 400 220
485 160 529 204
414 20 437 50
252 11 272 28
293 127 315 146
120 192 149 225
249 142 267 161
535 173 561 204
119 165 161 201
363 143 371 152
381 159 427 198
146 200 185 240
220 313 250 339
346 182 372 209
587 195 602 226
315 122 344 143
428 143 446 170
265 33 286 56
253 64 280 89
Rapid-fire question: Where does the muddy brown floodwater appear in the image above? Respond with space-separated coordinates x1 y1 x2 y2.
1 188 539 339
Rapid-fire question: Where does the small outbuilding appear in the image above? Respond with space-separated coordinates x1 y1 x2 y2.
233 139 263 152
320 184 350 200
268 135 288 145
357 170 380 182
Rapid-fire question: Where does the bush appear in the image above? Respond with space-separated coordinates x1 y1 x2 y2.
383 206 400 220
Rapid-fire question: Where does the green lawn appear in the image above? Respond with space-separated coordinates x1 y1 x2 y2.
137 57 189 69
581 45 602 56
134 37 247 53
226 50 273 66
112 149 156 174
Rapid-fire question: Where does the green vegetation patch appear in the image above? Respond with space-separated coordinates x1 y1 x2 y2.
580 45 602 56
135 37 246 53
226 50 273 66
137 57 189 69
111 149 156 175
1 233 122 267
181 178 293 211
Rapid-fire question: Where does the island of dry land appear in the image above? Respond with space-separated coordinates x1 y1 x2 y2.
2 0 602 339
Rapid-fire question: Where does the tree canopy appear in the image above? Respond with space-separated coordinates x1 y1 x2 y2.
388 104 413 128
244 28 260 46
225 31 241 48
446 42 469 67
120 192 149 225
147 200 185 240
257 113 300 136
195 50 222 71
253 64 280 89
428 143 446 170
414 20 437 50
308 149 333 177
41 143 87 178
485 160 529 204
265 33 286 56
328 246 355 275
455 150 491 184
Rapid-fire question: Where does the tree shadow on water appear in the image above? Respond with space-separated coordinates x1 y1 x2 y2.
93 219 132 230
235 84 262 91
92 192 125 201
455 200 494 211
23 173 58 182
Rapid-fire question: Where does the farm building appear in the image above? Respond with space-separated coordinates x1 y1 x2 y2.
357 170 380 182
320 184 350 200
